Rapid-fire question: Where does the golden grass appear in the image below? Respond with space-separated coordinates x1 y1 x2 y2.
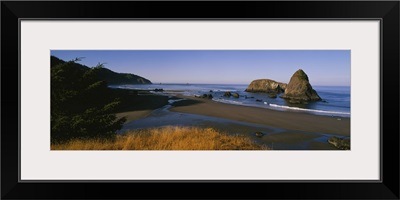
51 126 269 150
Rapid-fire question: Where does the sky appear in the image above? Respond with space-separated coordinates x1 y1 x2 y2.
51 50 350 86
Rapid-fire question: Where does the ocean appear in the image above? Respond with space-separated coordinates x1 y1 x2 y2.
110 84 350 117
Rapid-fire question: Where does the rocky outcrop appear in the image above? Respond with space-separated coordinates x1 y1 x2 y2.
223 92 232 97
223 92 240 98
280 69 321 102
245 79 287 94
197 94 213 99
205 94 213 99
255 132 264 137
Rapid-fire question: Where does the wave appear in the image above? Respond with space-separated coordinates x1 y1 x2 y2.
109 85 154 90
268 103 350 115
212 98 243 105
212 89 239 92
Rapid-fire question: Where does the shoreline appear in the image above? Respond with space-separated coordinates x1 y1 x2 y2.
110 84 350 118
114 89 350 150
207 96 349 119
114 89 350 136
169 94 350 136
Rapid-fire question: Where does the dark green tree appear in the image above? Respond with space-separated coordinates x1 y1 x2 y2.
51 59 126 143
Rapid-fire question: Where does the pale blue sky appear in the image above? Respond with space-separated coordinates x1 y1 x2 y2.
51 50 350 86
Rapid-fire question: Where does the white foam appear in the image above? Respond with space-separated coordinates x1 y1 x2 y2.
214 89 238 92
268 104 350 115
212 98 243 105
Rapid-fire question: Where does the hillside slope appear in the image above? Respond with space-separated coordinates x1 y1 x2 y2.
51 56 152 85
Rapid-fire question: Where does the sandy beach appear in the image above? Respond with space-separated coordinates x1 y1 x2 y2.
115 89 350 150
170 95 350 136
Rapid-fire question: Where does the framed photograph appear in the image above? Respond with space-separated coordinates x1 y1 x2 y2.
2 1 399 199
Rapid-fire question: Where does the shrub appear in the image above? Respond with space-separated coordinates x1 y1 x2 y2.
51 59 126 143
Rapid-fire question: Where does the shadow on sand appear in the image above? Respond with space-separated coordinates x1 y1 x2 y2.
171 99 204 107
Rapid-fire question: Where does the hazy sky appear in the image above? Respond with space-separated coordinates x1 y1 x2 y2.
51 50 350 86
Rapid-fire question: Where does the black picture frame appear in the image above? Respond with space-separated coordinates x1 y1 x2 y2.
2 1 399 199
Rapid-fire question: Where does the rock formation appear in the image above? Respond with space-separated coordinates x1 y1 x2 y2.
223 91 239 98
255 132 264 137
245 79 287 94
223 92 232 97
201 94 213 99
280 69 321 102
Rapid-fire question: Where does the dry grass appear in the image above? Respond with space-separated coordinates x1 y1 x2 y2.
51 126 269 150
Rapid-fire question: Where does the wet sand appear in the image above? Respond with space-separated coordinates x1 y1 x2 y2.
112 89 169 123
170 95 350 137
114 89 350 150
116 110 153 123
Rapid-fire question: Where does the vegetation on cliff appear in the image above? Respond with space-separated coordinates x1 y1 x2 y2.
51 57 129 143
51 56 152 85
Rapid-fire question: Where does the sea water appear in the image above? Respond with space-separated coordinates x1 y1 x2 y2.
110 84 350 117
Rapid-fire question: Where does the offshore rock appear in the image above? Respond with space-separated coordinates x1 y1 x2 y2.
245 79 287 94
223 92 232 97
280 69 321 102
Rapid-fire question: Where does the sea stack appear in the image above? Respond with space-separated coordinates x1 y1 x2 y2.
280 69 321 102
245 79 287 94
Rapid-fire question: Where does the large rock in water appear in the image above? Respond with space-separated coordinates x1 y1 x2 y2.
245 79 287 94
280 69 321 102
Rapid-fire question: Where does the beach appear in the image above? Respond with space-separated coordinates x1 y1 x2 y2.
115 89 350 150
50 52 351 150
170 95 350 136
